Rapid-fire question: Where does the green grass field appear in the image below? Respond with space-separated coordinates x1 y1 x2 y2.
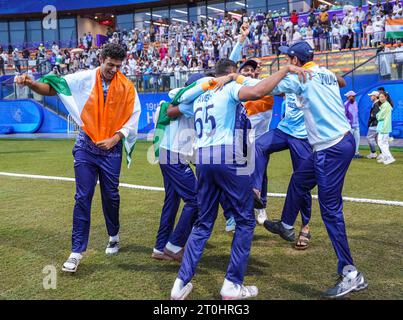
0 139 402 300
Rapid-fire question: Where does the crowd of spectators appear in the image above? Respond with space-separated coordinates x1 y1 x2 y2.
0 0 402 88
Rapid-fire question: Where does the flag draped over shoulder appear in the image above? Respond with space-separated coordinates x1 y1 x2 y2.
385 18 403 39
152 81 198 159
40 68 141 167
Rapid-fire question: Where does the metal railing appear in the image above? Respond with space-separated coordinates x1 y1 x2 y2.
126 70 214 93
263 47 378 76
340 50 403 92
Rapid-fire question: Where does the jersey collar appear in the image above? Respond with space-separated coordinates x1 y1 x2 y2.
302 61 317 69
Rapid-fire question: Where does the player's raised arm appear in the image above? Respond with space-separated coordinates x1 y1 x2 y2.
16 74 57 96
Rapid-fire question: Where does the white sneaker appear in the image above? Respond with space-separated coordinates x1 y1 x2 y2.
383 157 396 165
220 279 258 300
62 253 82 273
377 157 385 163
105 236 120 255
366 152 377 159
376 154 384 161
171 279 193 300
225 217 236 232
255 208 267 225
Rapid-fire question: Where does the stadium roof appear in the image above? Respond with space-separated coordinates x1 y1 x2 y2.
0 0 157 15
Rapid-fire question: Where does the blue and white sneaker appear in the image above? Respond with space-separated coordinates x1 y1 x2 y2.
324 267 368 299
225 217 236 232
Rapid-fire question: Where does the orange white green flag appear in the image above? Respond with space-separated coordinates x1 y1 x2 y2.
39 67 141 167
385 18 403 39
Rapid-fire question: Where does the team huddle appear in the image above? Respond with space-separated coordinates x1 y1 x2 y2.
16 28 369 300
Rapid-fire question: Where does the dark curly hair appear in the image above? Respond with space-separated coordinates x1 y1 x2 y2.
101 43 126 61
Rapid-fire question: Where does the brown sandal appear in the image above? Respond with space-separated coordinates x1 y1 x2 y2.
295 231 311 250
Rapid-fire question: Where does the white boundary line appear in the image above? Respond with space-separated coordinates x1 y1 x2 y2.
1 171 403 207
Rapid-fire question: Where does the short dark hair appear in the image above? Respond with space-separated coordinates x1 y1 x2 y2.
101 43 126 61
215 59 237 76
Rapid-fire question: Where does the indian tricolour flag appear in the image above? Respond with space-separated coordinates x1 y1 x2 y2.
385 18 403 39
40 67 141 167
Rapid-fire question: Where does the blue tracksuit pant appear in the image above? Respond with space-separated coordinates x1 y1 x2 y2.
71 142 122 253
155 148 198 251
178 147 256 285
282 133 356 274
253 128 313 226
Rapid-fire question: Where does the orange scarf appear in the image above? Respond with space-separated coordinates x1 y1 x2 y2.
81 69 135 143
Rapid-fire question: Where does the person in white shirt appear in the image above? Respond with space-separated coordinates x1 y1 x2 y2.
393 1 402 15
332 23 341 50
395 41 403 79
260 33 271 57
373 16 384 46
365 20 375 47
292 25 302 44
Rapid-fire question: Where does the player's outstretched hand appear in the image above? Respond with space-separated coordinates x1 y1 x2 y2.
16 74 33 87
240 22 250 41
287 65 313 83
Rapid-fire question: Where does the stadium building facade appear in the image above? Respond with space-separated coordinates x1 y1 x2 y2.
0 0 366 49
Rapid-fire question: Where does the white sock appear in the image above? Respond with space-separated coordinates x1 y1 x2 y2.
166 242 182 254
171 278 185 296
346 270 358 279
221 278 241 296
69 252 82 260
109 234 119 242
281 222 294 230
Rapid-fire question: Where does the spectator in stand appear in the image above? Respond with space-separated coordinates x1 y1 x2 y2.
332 23 341 50
306 25 314 49
376 43 393 80
375 1 383 16
384 0 394 15
356 5 366 23
313 23 320 51
318 24 327 51
366 91 381 159
373 15 384 46
376 92 395 165
292 26 302 45
12 48 21 73
290 10 299 25
353 16 363 48
86 32 93 49
344 91 362 159
38 43 46 59
308 8 316 28
159 43 168 60
393 1 403 17
260 32 271 56
52 41 59 55
365 20 374 47
395 40 403 79
319 6 329 27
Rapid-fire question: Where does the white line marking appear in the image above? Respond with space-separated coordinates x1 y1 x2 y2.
1 171 403 207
